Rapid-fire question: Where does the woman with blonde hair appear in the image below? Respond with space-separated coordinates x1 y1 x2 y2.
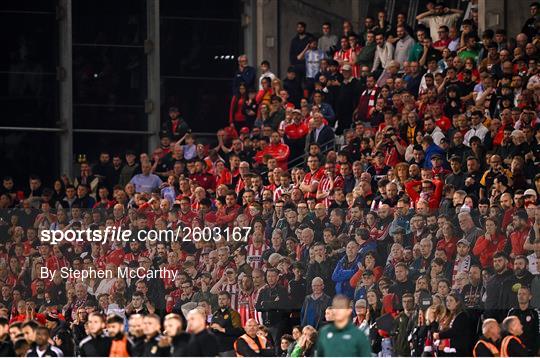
393 162 410 192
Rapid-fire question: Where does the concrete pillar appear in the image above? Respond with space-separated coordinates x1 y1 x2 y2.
146 0 160 154
58 0 73 177
242 0 257 65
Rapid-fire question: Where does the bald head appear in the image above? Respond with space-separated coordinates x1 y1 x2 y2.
482 319 501 341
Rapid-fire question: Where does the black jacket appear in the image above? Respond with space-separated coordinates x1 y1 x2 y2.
473 335 500 357
500 272 534 309
307 125 335 152
438 311 473 355
0 337 15 357
501 334 528 356
184 329 220 357
170 333 191 357
255 284 291 326
211 307 244 352
507 306 540 355
484 269 513 320
142 334 170 357
79 333 112 357
162 118 191 141
26 344 63 357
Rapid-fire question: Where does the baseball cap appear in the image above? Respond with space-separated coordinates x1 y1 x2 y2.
457 239 470 247
524 189 537 198
342 64 352 71
240 127 250 134
431 153 442 160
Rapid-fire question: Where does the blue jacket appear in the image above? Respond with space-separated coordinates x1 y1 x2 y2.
358 241 377 262
332 255 360 299
424 144 446 169
300 293 332 328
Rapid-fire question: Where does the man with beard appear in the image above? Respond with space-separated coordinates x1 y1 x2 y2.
484 252 513 321
372 204 393 258
107 314 134 357
500 256 534 309
79 313 112 356
210 291 243 354
507 286 540 356
127 314 145 356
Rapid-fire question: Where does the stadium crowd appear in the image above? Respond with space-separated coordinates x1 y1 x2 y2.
1 0 540 356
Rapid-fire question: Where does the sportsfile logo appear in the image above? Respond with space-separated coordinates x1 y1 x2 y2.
40 226 251 244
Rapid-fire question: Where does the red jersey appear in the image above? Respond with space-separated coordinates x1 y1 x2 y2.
254 143 290 171
435 115 452 132
237 291 256 326
178 210 197 226
302 168 325 199
284 122 309 140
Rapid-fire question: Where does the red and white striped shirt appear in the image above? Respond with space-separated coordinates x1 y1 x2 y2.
317 175 344 207
334 48 357 76
218 282 240 310
237 290 256 326
246 243 268 270
274 184 294 202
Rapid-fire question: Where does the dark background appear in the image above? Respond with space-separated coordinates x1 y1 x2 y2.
0 0 241 185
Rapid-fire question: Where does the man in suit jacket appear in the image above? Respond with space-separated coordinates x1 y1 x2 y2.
306 112 335 152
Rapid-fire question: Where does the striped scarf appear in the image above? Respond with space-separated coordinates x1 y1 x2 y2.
452 255 472 284
358 87 378 122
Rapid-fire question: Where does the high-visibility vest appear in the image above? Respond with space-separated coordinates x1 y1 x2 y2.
472 339 499 357
109 335 130 357
500 335 524 357
233 334 267 357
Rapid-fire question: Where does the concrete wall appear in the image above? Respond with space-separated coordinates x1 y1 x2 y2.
277 0 354 77
479 0 531 37
244 0 356 78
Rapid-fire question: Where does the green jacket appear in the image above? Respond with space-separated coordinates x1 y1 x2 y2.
316 321 372 357
408 43 424 62
356 43 376 68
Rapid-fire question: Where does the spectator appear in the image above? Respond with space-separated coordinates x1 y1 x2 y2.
300 277 331 328
416 1 464 42
233 55 255 94
289 22 312 77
